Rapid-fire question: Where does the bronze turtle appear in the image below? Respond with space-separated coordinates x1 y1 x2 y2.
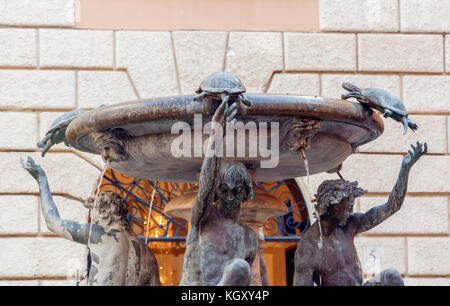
37 109 86 157
193 72 252 110
341 82 418 134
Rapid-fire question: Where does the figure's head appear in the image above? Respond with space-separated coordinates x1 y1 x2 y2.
90 129 129 162
83 191 129 229
281 118 320 152
315 180 367 226
215 160 253 215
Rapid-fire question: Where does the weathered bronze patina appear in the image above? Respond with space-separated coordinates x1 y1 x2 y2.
193 71 252 108
65 94 383 182
21 157 161 286
37 109 86 157
23 66 434 288
341 82 418 135
293 142 427 286
179 99 257 286
165 184 288 285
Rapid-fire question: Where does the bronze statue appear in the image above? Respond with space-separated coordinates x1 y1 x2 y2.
37 109 86 157
341 82 418 135
21 157 160 286
179 98 258 286
294 142 427 286
193 72 252 110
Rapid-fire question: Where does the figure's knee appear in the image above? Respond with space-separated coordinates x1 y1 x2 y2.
364 268 404 286
382 268 404 286
218 258 251 286
226 258 251 282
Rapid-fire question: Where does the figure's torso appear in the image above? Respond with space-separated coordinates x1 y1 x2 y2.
180 205 257 286
87 227 160 286
294 219 363 286
88 228 128 286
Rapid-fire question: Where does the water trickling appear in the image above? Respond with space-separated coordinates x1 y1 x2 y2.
299 148 310 187
87 160 110 246
299 148 323 250
145 181 159 244
314 210 324 250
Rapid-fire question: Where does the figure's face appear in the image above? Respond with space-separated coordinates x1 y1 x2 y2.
101 142 127 162
286 128 307 151
329 196 354 226
216 178 246 215
86 193 121 224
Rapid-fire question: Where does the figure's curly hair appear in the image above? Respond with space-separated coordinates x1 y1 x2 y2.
105 192 130 230
315 179 367 216
84 191 130 230
218 160 254 202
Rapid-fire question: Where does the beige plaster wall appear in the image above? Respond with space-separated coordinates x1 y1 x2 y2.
75 0 319 32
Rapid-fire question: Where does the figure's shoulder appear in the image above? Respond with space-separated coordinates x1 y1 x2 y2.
302 222 317 238
241 223 258 240
345 214 362 233
295 224 318 249
127 234 155 256
295 232 318 258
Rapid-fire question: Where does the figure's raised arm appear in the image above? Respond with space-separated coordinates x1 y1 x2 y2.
354 142 427 234
190 98 238 226
21 156 91 244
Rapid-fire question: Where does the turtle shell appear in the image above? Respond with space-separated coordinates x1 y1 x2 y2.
198 72 246 94
47 109 86 133
361 88 408 116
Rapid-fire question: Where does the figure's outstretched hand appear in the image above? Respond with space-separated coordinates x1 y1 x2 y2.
211 97 238 126
20 156 44 180
402 142 427 170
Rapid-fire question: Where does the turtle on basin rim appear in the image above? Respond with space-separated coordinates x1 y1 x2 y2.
341 82 418 135
193 72 252 110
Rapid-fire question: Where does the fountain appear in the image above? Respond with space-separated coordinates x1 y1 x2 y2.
65 93 383 182
23 72 428 286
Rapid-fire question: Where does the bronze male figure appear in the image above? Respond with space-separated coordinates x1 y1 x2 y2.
294 142 427 286
21 157 161 286
180 98 258 286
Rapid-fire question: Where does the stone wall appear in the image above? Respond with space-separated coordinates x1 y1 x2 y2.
0 0 449 285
